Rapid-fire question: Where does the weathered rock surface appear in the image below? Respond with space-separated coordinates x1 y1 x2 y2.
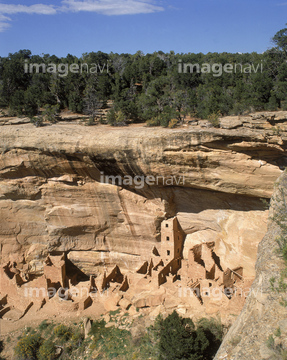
215 171 287 360
0 115 285 276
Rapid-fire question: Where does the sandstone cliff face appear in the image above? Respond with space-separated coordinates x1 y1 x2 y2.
214 172 287 360
0 114 285 277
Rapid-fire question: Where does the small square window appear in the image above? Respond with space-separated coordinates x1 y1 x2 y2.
177 248 179 253
167 250 170 256
166 236 170 241
166 224 168 228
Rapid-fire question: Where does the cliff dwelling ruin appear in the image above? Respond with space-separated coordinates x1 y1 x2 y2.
0 216 251 323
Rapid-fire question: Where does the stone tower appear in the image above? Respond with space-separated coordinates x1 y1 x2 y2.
160 217 185 262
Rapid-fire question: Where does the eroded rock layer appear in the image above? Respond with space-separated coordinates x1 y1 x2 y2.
0 115 285 279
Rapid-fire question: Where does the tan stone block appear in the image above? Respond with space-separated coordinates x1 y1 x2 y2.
103 294 121 312
133 298 146 308
119 298 131 310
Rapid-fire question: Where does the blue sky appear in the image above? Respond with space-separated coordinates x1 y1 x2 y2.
0 0 286 57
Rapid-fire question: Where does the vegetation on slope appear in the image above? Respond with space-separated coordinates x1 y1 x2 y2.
1 312 223 360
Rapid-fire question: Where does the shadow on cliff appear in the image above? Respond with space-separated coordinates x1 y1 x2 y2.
136 186 269 214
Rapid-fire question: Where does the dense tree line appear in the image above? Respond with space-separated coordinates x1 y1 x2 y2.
1 26 287 127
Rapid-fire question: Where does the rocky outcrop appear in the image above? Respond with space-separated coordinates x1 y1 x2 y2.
214 171 287 360
219 111 287 130
0 113 286 278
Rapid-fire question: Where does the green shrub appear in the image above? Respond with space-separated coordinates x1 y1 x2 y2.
88 319 106 339
7 107 19 117
14 333 43 360
30 116 44 127
86 116 96 126
197 317 223 342
116 110 126 124
69 330 85 352
38 340 55 360
135 329 160 359
109 308 121 317
147 107 178 128
24 327 32 334
158 311 207 360
154 311 223 360
99 115 106 124
274 327 281 337
42 104 60 124
266 335 275 349
207 111 221 127
107 108 127 126
281 100 287 111
38 320 50 332
106 108 117 125
159 113 172 128
168 118 178 128
53 324 72 342
89 320 132 358
270 276 276 291
232 102 249 116
146 117 160 126
44 324 56 337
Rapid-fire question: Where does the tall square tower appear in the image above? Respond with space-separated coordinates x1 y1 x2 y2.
160 217 185 262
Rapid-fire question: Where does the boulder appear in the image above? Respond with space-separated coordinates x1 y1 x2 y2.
119 298 131 310
83 317 93 338
220 116 243 129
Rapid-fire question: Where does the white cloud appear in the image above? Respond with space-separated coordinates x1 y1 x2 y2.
0 4 57 15
0 3 57 32
0 14 11 32
0 0 164 32
61 0 164 15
